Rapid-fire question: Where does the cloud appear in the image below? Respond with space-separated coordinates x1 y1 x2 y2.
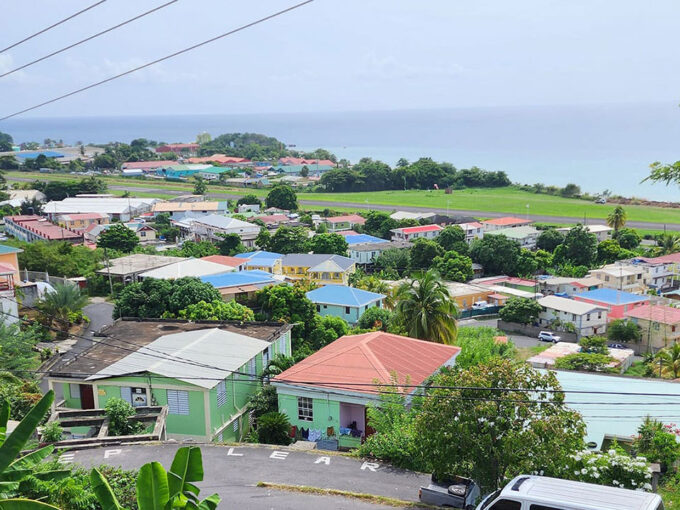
0 53 32 83
354 52 465 81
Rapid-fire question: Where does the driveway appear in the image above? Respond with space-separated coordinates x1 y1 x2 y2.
67 443 430 509
60 298 115 362
459 317 562 349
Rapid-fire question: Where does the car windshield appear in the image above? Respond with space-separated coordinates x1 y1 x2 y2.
480 489 502 510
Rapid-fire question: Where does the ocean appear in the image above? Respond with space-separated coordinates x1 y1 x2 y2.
2 103 679 201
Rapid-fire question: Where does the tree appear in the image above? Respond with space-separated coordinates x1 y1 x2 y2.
409 238 444 271
0 156 19 170
374 248 410 275
36 283 89 337
432 251 474 282
97 224 139 253
177 299 254 321
453 327 517 369
267 226 308 254
552 224 598 267
416 359 585 491
645 161 680 186
193 175 207 195
515 249 538 277
536 228 564 252
257 284 317 349
615 227 641 250
15 240 104 277
216 233 245 256
306 233 348 255
470 234 521 276
265 184 298 210
607 319 642 343
255 227 271 250
299 165 309 177
256 412 291 445
394 270 458 344
105 398 144 436
19 197 44 216
554 352 613 371
656 233 680 255
306 315 349 352
560 183 581 197
246 384 278 418
655 343 680 378
363 211 398 239
0 322 43 373
498 297 542 325
358 307 393 331
579 336 609 354
435 225 468 254
0 131 12 152
262 353 296 378
236 194 262 207
353 275 395 308
607 206 627 233
597 239 622 264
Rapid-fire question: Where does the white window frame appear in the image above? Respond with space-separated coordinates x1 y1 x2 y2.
297 396 313 422
217 380 227 407
167 390 190 415
69 383 81 399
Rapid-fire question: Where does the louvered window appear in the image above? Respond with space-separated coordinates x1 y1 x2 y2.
216 381 227 407
167 390 189 415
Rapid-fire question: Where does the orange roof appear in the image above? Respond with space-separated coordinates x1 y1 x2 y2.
274 332 460 395
201 255 246 268
482 217 531 226
325 214 366 224
624 304 680 325
187 155 250 165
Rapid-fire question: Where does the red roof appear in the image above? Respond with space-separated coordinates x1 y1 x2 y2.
482 217 531 226
187 155 250 165
279 157 336 166
637 253 680 265
274 332 460 395
121 160 176 170
325 214 366 224
625 304 680 325
6 215 82 241
201 255 246 268
398 224 443 234
336 230 359 236
255 214 289 224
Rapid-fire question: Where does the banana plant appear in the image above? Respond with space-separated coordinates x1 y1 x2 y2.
91 446 220 510
0 390 68 509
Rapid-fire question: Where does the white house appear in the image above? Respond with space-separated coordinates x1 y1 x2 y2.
588 263 647 294
457 222 484 244
557 224 613 242
348 240 411 265
537 295 608 338
390 224 443 242
190 215 260 247
489 226 540 250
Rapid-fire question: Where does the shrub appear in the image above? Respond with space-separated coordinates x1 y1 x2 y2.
256 412 291 445
41 420 63 443
105 398 144 436
551 449 652 491
554 352 613 372
633 418 680 471
358 307 392 331
579 336 609 355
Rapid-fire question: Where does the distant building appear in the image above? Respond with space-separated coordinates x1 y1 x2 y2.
537 295 608 338
306 285 384 324
445 282 498 310
390 224 443 242
281 254 356 285
557 224 613 243
121 160 177 172
573 288 649 320
528 342 634 372
389 211 436 222
319 214 366 233
457 222 484 244
96 254 187 283
4 215 82 243
189 215 260 247
538 276 603 297
589 263 647 294
138 258 236 280
187 155 250 166
624 304 680 352
630 256 677 292
152 201 228 220
278 157 335 167
201 270 281 301
155 143 200 155
342 234 386 246
348 240 411 265
201 255 247 272
156 164 214 179
57 213 109 231
0 189 47 208
43 197 157 222
487 226 540 250
481 217 532 232
234 251 283 273
84 222 156 244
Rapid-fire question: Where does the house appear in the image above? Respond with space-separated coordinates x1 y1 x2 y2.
155 143 200 155
624 304 680 352
538 276 603 297
0 244 22 325
278 157 335 167
557 224 613 242
537 295 608 338
306 285 385 324
630 256 677 291
121 160 177 172
156 164 213 179
273 332 460 449
0 189 47 208
528 342 634 372
573 288 649 320
84 222 156 244
152 201 229 221
319 214 366 233
348 240 411 265
4 215 83 243
201 270 281 302
96 254 187 283
223 177 270 188
57 213 109 231
281 254 356 285
43 197 158 222
274 164 334 176
189 215 260 247
487 226 540 250
481 217 532 232
342 234 386 246
138 258 237 280
201 255 247 271
445 282 498 310
197 167 232 180
236 203 261 214
473 276 538 293
234 251 283 273
186 155 250 166
389 211 435 222
255 214 290 228
589 263 647 294
46 318 293 441
457 222 484 244
390 224 443 242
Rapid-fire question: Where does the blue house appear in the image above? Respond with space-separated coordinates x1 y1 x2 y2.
201 270 280 301
343 234 387 246
305 285 385 324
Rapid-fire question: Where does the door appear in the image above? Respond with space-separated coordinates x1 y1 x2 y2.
79 384 95 409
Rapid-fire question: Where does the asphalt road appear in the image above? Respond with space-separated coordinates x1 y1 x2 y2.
60 299 114 362
66 443 431 509
459 317 548 349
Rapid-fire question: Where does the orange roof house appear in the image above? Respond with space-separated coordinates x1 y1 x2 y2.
481 216 532 231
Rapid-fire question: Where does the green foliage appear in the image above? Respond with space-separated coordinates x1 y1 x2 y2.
655 344 680 379
265 184 298 211
199 132 288 159
0 375 43 422
163 240 218 258
192 176 207 195
579 336 609 354
498 297 542 325
261 354 296 379
246 385 278 419
256 284 316 349
615 227 641 250
215 233 245 256
607 206 627 232
551 263 590 278
416 359 585 491
19 199 44 216
97 224 139 253
256 412 291 445
266 226 308 254
114 277 221 318
536 228 564 252
236 194 262 207
470 234 521 276
255 227 271 250
357 307 392 331
306 233 348 255
14 241 104 278
432 250 474 282
607 319 642 343
362 211 398 239
177 299 254 322
32 177 107 202
551 449 652 491
560 183 581 197
435 226 468 255
306 315 349 352
515 249 539 277
374 248 410 275
597 239 622 264
0 323 43 373
553 224 598 267
39 422 62 444
0 133 12 152
554 352 613 372
454 327 517 369
36 284 89 337
104 398 144 437
634 418 680 471
409 239 444 270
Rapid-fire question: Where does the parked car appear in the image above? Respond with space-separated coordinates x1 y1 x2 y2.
538 331 561 343
476 475 662 510
595 197 607 204
420 474 480 509
608 343 626 349
472 301 489 310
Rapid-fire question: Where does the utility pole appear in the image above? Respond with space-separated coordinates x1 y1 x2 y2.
103 246 114 296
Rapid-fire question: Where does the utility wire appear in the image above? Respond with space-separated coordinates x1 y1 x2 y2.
0 0 314 121
0 0 179 79
1 1 108 54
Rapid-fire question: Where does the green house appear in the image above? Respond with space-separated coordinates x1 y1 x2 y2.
48 319 292 442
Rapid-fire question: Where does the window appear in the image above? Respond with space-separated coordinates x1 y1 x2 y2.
167 390 190 415
297 397 313 421
605 276 610 282
586 314 591 321
69 384 81 399
217 380 227 407
489 500 521 510
598 312 602 319
316 305 320 312
248 357 256 379
571 314 576 321
345 306 351 314
278 335 286 355
673 326 677 333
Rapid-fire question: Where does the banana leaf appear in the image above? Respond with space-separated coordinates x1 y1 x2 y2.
90 468 123 510
0 498 60 510
137 462 169 510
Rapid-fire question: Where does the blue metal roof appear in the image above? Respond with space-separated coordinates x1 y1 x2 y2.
306 285 385 307
236 250 282 260
0 244 22 255
15 151 64 159
201 269 277 288
343 234 387 245
575 288 649 305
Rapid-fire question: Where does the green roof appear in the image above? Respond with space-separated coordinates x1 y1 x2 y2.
0 244 22 254
490 226 539 239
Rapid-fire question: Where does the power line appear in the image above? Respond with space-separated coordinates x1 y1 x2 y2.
0 0 314 121
1 1 108 54
0 0 179 79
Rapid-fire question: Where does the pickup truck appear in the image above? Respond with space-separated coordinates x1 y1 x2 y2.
419 474 481 509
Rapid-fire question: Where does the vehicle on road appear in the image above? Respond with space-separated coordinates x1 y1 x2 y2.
608 343 626 349
419 474 481 509
472 301 489 310
476 475 662 510
538 331 561 343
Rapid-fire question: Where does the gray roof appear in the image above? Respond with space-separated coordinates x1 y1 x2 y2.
98 254 188 277
349 240 411 252
87 328 270 389
538 295 607 315
192 214 258 230
281 253 355 271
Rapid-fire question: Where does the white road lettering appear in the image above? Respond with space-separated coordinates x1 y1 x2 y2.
226 447 243 457
269 451 289 460
104 449 121 459
59 453 75 464
360 461 380 472
314 456 331 465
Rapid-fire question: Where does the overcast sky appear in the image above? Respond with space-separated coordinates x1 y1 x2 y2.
1 0 679 118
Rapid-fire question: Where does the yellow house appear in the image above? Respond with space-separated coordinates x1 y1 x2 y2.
57 213 109 230
0 244 22 282
281 254 355 285
445 282 495 310
624 304 680 352
233 251 283 274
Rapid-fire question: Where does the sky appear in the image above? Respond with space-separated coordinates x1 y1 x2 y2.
1 0 679 117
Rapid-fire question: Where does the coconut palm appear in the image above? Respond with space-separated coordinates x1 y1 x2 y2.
354 275 396 308
606 206 627 233
655 343 680 379
36 283 88 337
656 233 680 256
394 270 458 345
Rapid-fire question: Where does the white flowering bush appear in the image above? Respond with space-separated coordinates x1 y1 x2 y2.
552 449 653 491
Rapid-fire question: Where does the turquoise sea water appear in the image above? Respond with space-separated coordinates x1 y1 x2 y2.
2 103 679 200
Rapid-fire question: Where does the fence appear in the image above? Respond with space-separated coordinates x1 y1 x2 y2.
22 270 76 287
497 320 579 343
459 306 502 319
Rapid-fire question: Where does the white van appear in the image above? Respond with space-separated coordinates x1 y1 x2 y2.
472 301 489 310
477 475 663 510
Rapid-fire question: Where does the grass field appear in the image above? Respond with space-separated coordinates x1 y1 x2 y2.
8 172 680 224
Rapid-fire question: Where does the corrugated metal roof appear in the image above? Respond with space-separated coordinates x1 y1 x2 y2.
306 285 384 307
139 259 234 280
87 328 270 389
538 295 607 315
574 288 649 305
201 270 277 288
282 254 354 270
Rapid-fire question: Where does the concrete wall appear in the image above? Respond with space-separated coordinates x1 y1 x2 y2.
497 320 578 343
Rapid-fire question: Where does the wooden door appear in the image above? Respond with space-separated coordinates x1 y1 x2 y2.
80 384 95 409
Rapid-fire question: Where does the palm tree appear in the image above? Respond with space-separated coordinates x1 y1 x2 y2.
394 270 458 345
606 206 627 233
262 353 296 379
656 233 680 256
655 343 680 379
36 283 88 338
355 275 396 308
